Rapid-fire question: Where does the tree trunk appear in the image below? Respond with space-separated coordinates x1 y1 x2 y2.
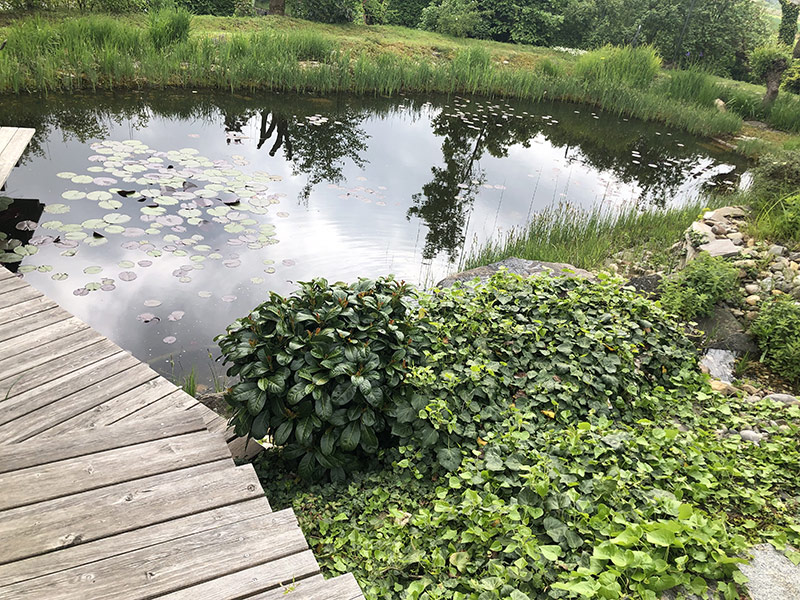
764 70 783 106
268 0 285 15
794 36 800 59
779 0 800 46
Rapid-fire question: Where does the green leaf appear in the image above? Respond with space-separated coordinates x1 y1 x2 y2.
340 421 361 451
540 545 562 561
437 447 462 471
296 416 314 446
646 527 675 547
250 411 269 440
320 428 336 456
448 551 469 573
274 420 293 445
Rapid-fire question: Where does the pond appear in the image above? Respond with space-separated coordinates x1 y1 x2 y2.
0 91 747 386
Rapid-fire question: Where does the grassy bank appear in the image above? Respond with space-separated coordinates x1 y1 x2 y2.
0 13 749 137
465 201 716 271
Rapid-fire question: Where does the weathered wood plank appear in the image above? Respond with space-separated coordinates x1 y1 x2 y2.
0 362 162 442
0 295 58 327
0 285 43 311
0 128 17 155
0 414 208 474
0 307 71 344
117 385 201 421
39 375 181 434
0 316 89 359
0 508 309 600
0 327 104 382
158 549 321 600
0 497 272 588
0 276 27 296
0 461 264 564
247 573 365 600
0 128 35 188
0 349 136 424
0 430 233 510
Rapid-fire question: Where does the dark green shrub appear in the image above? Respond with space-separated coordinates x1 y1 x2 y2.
361 0 389 24
659 252 739 320
419 0 482 38
217 277 421 480
751 297 800 381
148 5 192 50
386 0 430 26
175 0 234 15
749 150 800 205
290 0 357 24
782 60 800 94
575 45 662 89
392 271 700 471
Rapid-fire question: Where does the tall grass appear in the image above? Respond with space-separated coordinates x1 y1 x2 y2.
0 16 742 136
658 67 722 107
466 201 717 271
575 45 662 88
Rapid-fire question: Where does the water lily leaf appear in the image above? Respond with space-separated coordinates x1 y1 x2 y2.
62 191 86 200
15 220 37 231
103 213 131 225
87 191 113 202
44 204 70 214
163 336 177 344
71 175 94 184
83 266 103 274
51 272 68 280
119 271 137 281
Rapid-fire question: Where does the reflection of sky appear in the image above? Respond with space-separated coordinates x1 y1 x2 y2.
1 94 745 385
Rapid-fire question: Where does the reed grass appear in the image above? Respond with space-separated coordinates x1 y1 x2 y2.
574 45 661 88
0 15 746 137
465 201 717 271
658 67 722 108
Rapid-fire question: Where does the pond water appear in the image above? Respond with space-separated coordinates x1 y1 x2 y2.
0 91 747 385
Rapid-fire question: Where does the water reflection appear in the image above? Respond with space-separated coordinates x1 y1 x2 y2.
0 91 748 384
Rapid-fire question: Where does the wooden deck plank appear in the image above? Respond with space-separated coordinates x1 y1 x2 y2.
0 430 233 510
247 573 365 600
0 284 43 311
0 497 272 588
0 363 163 442
0 276 28 295
0 127 35 188
0 414 208 474
38 375 183 434
0 307 72 344
158 549 321 600
0 509 309 600
0 461 263 565
0 350 137 425
0 315 89 359
0 295 59 326
0 128 17 154
0 327 104 382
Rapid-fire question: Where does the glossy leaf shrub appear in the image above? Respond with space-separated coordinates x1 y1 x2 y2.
217 276 421 480
393 270 700 471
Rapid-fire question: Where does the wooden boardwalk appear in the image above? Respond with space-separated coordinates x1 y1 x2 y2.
0 266 364 600
0 127 35 189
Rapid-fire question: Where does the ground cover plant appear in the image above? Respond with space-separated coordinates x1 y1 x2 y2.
751 297 800 382
243 271 800 599
658 252 739 320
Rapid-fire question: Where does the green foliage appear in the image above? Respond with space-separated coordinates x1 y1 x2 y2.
765 193 800 244
386 0 431 26
752 297 800 381
148 5 192 50
419 0 482 38
750 43 792 82
659 252 739 320
217 276 421 480
778 0 800 46
471 0 564 46
659 67 723 108
360 0 390 24
749 150 800 206
575 45 662 89
782 61 800 95
767 93 800 133
391 271 700 471
290 0 358 23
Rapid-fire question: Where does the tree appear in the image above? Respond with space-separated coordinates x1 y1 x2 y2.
750 44 792 106
779 0 800 47
268 0 285 14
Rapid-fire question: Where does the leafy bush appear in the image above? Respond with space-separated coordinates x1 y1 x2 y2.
782 60 800 94
659 252 739 320
289 0 357 23
752 297 800 381
392 271 700 471
575 45 662 89
767 93 800 133
419 0 482 38
386 0 430 26
217 277 421 480
749 150 800 205
175 0 234 14
755 192 800 245
148 5 192 50
751 44 792 82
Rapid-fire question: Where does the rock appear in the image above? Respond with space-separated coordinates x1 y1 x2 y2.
690 221 715 245
790 251 800 262
196 391 230 416
739 429 765 443
734 259 756 269
741 383 758 394
698 238 741 258
436 257 595 288
711 224 728 236
764 393 800 406
714 98 727 112
627 273 663 298
701 349 737 383
746 294 760 305
707 206 746 220
710 379 739 396
739 543 800 600
727 232 744 245
760 277 774 292
745 284 760 295
746 310 758 321
769 244 787 257
695 306 758 354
